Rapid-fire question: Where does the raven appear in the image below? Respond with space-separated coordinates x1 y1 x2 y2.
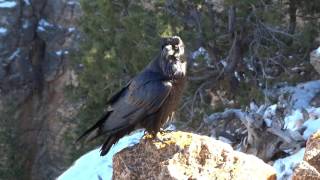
77 36 187 156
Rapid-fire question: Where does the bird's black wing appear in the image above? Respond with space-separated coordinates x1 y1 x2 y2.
77 72 171 142
101 73 172 132
99 72 172 156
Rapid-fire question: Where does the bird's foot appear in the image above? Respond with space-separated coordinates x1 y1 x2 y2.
143 130 172 146
153 135 171 147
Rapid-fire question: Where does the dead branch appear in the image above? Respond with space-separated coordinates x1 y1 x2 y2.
204 106 304 161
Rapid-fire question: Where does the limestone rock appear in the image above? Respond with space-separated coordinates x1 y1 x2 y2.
113 131 276 180
292 161 320 180
304 131 320 172
292 130 320 180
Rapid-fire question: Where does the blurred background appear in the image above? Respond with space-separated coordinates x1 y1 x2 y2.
0 0 319 179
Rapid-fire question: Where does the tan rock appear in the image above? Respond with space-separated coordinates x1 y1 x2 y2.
292 130 320 180
304 131 320 172
292 161 320 180
113 131 276 180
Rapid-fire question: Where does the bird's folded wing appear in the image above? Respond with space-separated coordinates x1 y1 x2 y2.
102 79 172 132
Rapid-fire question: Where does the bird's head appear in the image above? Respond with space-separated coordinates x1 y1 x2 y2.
159 36 186 80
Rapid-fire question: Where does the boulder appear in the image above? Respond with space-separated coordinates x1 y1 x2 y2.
292 161 320 180
304 130 320 172
113 131 276 180
293 130 320 180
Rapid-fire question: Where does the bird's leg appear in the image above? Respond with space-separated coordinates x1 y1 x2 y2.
144 129 171 146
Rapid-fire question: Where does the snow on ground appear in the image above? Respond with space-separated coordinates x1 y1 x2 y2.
302 107 320 139
273 148 305 180
274 105 320 179
252 80 320 179
282 107 320 140
0 1 17 8
58 130 144 180
284 109 304 131
281 80 320 109
263 104 277 127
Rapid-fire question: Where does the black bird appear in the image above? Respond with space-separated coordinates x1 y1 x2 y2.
77 36 187 156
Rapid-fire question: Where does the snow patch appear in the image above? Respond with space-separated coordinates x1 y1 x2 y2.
0 27 7 34
58 130 144 180
284 110 303 131
56 50 63 56
279 80 320 109
273 148 305 180
0 1 17 8
234 71 241 81
263 104 277 127
303 119 320 139
56 50 69 56
220 60 227 67
191 47 209 61
247 63 254 71
283 107 320 140
68 27 76 33
37 19 54 32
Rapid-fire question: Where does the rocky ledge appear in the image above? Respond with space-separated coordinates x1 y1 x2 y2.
112 131 276 180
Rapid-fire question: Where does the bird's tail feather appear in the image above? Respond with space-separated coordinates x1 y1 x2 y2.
100 135 119 156
76 111 112 142
99 126 135 156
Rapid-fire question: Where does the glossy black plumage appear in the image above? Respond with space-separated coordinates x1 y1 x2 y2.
77 36 187 156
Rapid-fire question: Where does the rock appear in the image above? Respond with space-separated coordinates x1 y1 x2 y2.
292 161 320 180
304 130 320 172
113 131 276 180
310 47 320 74
292 130 320 180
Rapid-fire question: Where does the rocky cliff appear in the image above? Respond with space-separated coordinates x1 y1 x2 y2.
0 0 81 179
